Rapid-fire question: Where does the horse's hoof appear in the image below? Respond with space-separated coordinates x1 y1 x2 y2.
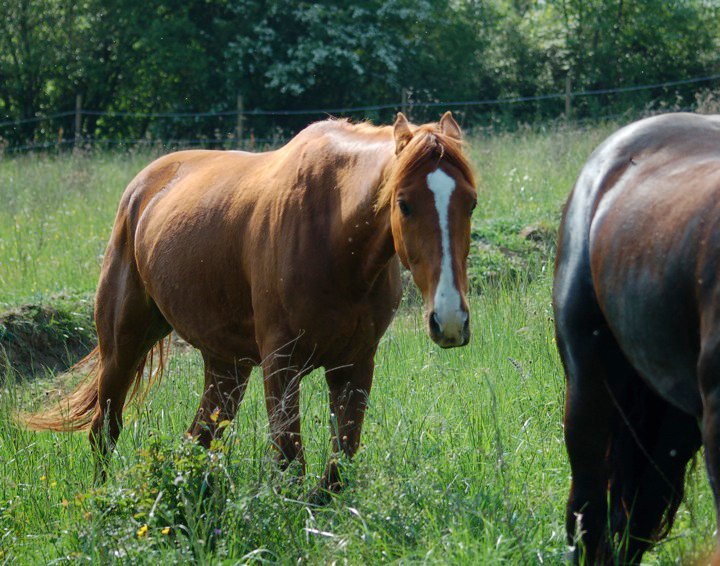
306 483 341 506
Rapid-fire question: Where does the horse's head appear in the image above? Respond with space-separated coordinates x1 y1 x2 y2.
384 112 477 348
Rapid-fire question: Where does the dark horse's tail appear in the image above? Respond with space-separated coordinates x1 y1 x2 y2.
606 376 701 559
20 339 170 432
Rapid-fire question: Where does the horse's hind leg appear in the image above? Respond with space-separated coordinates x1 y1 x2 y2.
89 250 171 480
555 274 631 563
561 309 701 564
698 335 720 561
609 389 700 563
188 354 252 447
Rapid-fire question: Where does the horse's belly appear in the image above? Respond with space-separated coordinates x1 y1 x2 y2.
144 264 259 362
148 280 260 362
135 217 260 362
167 312 260 363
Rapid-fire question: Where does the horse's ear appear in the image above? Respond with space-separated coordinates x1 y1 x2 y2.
439 111 462 140
393 112 413 154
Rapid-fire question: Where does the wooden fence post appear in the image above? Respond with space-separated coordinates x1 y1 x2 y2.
236 93 244 148
74 93 82 146
565 74 572 121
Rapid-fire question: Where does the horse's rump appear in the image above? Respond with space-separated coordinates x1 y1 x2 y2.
558 113 720 415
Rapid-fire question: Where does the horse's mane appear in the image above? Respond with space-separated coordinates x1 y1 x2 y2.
300 117 392 140
376 125 475 211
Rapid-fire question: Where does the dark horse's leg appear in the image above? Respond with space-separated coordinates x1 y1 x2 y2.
558 274 701 563
318 355 374 494
699 333 720 562
188 354 252 447
608 381 700 563
556 304 619 563
90 249 171 481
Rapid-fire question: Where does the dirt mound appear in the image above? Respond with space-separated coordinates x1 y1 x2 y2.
0 301 95 381
519 223 556 244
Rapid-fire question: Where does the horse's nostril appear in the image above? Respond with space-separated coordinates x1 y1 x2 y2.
429 311 441 335
461 315 471 345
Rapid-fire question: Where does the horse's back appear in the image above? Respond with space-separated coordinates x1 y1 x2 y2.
556 113 720 415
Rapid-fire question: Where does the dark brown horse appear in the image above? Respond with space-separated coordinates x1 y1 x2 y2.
554 113 720 563
25 112 476 493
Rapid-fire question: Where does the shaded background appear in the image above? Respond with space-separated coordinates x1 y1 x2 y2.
1 0 719 150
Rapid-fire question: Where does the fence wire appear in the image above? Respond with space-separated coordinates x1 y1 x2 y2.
1 73 719 154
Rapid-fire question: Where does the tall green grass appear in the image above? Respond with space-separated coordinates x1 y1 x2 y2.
0 124 715 563
0 151 151 306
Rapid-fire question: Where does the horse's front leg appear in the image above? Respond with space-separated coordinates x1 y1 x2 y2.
319 355 374 494
261 347 307 473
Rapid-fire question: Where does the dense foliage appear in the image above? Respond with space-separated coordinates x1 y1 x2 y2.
1 0 719 147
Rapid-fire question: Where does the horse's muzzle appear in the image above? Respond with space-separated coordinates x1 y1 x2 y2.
428 309 470 348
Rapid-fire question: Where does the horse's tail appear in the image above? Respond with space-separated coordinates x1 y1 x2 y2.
20 338 171 432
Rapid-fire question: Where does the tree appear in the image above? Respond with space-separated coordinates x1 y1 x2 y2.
1 0 719 148
0 0 64 142
546 0 719 114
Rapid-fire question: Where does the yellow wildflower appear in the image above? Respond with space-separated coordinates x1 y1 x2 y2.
161 527 171 535
137 524 149 538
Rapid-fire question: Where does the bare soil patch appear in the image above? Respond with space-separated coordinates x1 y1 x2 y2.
0 298 95 381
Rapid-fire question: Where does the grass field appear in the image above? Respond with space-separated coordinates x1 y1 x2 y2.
0 124 715 563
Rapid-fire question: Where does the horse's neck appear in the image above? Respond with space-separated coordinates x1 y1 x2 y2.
287 125 399 291
335 157 397 291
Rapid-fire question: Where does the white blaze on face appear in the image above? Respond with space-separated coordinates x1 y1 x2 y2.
427 168 465 334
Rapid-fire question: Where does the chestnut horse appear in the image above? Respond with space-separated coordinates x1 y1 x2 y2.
554 113 720 563
26 112 477 493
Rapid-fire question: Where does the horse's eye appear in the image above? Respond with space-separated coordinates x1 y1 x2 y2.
398 200 411 217
470 200 477 216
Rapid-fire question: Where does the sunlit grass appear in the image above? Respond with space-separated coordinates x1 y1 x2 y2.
0 151 151 306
